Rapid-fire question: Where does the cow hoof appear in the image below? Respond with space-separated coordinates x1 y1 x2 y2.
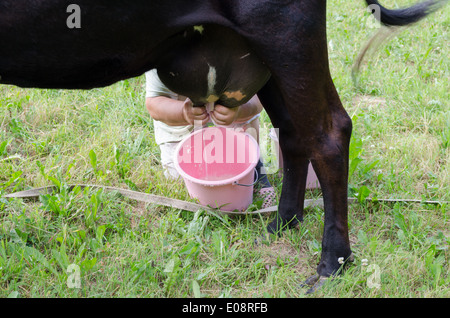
300 274 329 295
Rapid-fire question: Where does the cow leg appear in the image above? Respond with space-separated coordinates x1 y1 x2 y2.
259 75 353 288
258 79 309 233
273 151 309 232
299 97 353 293
309 85 353 281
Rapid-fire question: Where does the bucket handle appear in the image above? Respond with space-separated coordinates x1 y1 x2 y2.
232 168 259 187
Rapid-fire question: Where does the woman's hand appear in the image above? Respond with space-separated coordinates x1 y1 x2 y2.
182 98 210 125
210 104 239 126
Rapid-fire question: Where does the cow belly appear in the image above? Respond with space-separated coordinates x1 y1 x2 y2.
155 24 271 107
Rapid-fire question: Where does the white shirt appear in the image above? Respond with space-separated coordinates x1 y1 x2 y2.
145 69 193 145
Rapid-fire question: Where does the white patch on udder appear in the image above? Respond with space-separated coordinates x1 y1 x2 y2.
207 64 217 98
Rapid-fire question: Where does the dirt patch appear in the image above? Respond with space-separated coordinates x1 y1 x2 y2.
257 237 316 277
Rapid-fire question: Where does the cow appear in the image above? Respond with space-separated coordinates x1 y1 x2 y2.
0 0 444 292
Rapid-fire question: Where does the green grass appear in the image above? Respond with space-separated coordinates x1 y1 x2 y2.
0 0 448 298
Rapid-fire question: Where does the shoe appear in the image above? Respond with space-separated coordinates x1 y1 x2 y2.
257 186 277 209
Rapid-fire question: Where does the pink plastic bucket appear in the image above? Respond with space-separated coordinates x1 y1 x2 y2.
174 127 259 211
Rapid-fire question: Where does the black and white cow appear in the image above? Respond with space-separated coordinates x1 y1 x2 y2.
0 0 444 291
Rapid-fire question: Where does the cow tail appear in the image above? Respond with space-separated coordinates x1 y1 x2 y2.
365 0 446 26
352 0 447 84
